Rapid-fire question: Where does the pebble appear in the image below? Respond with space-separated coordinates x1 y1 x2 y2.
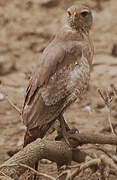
19 87 25 92
83 105 92 114
6 111 12 115
17 139 24 146
0 138 5 145
19 125 26 130
0 93 4 101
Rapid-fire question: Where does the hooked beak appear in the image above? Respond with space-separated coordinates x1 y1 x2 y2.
73 11 79 23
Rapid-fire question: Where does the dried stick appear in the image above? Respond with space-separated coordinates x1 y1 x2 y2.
18 163 55 179
0 171 13 180
0 163 55 180
100 155 117 171
66 158 101 180
95 145 117 165
100 123 117 133
69 132 117 146
6 96 21 115
110 168 117 176
66 154 117 180
98 89 115 136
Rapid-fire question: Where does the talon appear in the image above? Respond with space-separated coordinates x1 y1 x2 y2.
69 128 79 134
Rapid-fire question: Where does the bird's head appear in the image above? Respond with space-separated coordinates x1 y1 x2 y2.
67 4 93 33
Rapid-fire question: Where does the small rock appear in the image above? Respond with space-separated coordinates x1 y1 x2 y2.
0 92 4 101
19 87 25 92
38 0 59 7
0 138 5 145
6 111 12 115
83 105 92 114
19 125 26 130
17 139 24 146
112 44 117 57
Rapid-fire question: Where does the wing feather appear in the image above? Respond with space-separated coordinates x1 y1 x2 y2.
22 39 82 129
23 42 65 108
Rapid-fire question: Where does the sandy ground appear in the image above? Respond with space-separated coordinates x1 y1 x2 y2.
0 0 117 179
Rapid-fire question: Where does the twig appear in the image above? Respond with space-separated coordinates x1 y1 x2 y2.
66 164 80 169
99 156 106 180
100 123 117 133
66 158 101 180
66 155 117 180
112 156 117 164
107 102 115 135
110 84 117 95
56 170 70 180
98 89 115 136
95 145 117 165
69 132 117 146
100 155 117 171
110 168 117 176
18 163 56 180
0 171 13 180
0 163 56 180
65 170 72 180
94 145 114 159
6 96 21 115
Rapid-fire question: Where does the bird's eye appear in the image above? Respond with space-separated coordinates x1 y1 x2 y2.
80 10 89 17
67 11 71 17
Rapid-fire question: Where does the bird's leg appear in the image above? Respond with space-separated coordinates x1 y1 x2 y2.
56 115 79 146
34 162 39 180
58 115 71 146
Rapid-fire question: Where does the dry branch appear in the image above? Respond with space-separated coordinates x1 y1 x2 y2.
65 154 117 180
68 132 117 146
0 132 117 179
66 158 101 180
0 137 86 180
98 89 115 135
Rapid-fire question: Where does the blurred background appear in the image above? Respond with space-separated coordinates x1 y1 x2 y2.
0 0 117 179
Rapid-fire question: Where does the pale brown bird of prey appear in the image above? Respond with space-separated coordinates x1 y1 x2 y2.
22 4 94 147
